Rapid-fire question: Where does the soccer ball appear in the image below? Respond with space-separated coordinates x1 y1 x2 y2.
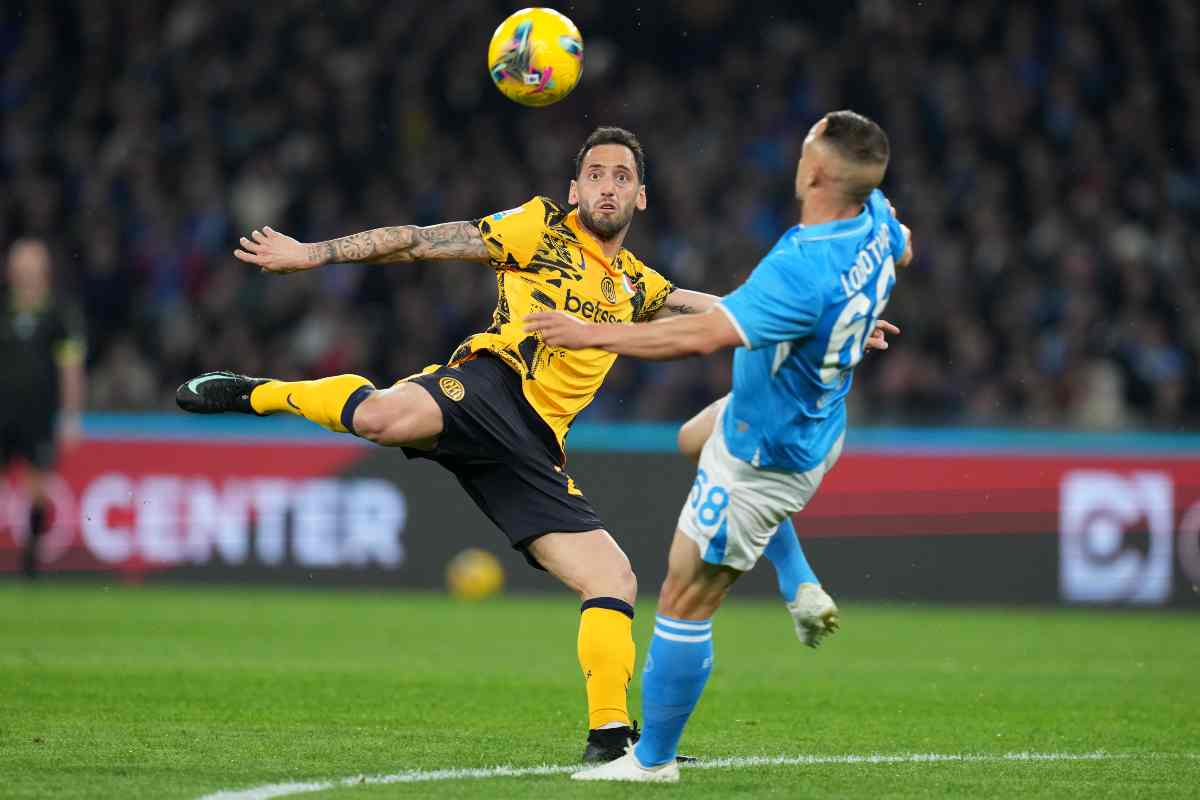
487 8 583 107
446 548 505 600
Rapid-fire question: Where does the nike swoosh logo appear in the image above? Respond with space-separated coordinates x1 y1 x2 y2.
286 394 300 411
187 374 224 394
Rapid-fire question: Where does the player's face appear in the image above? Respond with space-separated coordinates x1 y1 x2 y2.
570 144 647 241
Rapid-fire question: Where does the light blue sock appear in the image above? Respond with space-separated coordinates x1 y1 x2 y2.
634 615 713 767
763 517 819 603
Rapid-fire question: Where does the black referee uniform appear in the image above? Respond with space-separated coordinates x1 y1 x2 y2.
1 297 82 576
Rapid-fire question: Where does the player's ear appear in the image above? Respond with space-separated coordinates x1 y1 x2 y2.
635 183 647 211
808 161 825 190
568 179 579 205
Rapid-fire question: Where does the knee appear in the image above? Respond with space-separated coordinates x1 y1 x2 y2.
352 392 423 446
349 393 390 443
352 385 442 445
677 417 712 463
582 555 637 606
677 424 701 461
608 560 638 606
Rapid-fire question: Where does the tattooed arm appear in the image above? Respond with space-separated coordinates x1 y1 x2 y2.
233 222 489 274
650 288 719 319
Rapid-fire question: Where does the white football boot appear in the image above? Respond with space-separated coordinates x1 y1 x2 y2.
787 583 840 648
571 748 681 783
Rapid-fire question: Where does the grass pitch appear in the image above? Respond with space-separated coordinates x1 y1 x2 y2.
2 582 1197 799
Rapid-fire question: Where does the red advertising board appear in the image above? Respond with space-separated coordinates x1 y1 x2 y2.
3 430 1199 607
796 452 1200 605
0 439 401 573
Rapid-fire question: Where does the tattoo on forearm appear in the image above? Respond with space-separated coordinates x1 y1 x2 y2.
312 221 485 265
379 226 410 252
410 222 486 260
665 303 698 315
307 243 334 265
331 231 378 262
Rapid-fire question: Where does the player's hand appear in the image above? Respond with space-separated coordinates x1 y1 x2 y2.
234 227 319 273
865 319 900 351
524 311 597 350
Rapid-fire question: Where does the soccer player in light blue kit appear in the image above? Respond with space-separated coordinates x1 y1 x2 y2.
527 110 913 782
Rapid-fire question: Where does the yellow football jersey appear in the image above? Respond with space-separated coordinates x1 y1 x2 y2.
448 196 673 452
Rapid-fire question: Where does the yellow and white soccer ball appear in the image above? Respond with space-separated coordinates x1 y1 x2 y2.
488 8 583 106
446 548 505 600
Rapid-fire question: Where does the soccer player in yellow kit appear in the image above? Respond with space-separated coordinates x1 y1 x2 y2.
178 126 893 760
179 128 708 761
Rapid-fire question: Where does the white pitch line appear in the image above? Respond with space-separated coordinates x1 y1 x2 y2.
197 750 1170 800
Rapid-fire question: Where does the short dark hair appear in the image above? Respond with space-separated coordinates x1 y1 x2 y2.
574 126 646 183
819 110 890 203
820 110 890 167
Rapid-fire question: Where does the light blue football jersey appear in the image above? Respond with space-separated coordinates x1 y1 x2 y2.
717 189 905 472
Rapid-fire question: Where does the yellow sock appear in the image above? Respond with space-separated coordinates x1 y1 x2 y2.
250 374 375 433
578 602 636 730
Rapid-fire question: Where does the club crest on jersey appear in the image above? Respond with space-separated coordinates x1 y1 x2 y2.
601 276 617 303
439 377 466 401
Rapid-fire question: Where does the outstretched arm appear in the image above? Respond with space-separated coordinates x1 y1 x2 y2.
233 222 489 274
527 308 902 360
655 289 899 350
651 288 719 319
526 307 743 361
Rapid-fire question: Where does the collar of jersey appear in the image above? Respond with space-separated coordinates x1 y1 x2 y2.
565 210 624 276
793 208 871 242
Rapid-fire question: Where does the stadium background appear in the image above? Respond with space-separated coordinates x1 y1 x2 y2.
2 0 1199 608
4 4 1200 799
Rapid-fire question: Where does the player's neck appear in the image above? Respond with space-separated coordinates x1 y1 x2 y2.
798 193 864 228
596 234 625 260
579 221 628 260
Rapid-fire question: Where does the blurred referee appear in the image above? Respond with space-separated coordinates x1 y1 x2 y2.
2 239 85 578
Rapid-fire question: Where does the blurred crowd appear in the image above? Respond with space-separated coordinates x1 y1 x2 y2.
2 0 1198 429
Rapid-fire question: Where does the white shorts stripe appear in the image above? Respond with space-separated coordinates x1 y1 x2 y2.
653 627 713 643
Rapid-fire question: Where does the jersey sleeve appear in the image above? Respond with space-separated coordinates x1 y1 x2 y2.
888 216 909 264
631 263 674 322
873 189 909 264
717 253 822 350
474 196 547 270
50 307 86 366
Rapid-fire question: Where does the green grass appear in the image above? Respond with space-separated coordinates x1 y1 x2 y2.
1 583 1197 799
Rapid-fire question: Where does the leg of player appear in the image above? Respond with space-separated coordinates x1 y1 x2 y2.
769 517 840 647
176 371 443 448
675 399 723 461
574 530 736 783
526 531 643 762
679 399 835 646
20 467 50 580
